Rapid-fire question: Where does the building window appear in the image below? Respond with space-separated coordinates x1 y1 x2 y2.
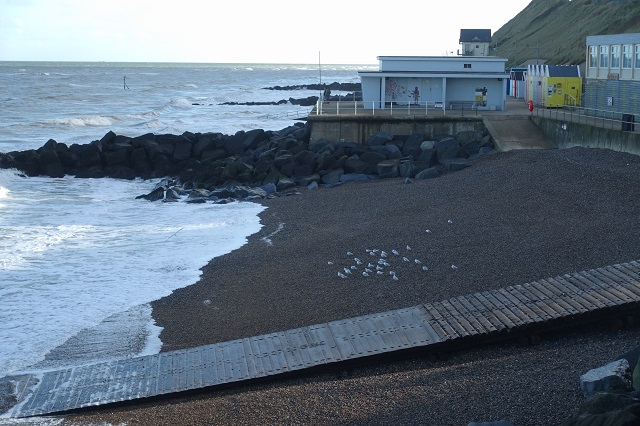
636 45 640 69
623 45 632 69
464 63 472 68
589 46 597 68
600 45 609 68
611 45 620 68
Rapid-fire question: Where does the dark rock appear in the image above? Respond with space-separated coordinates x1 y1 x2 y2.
377 159 399 178
359 151 386 167
321 168 344 185
415 166 442 179
136 187 164 201
344 156 372 175
38 149 65 178
402 133 424 156
367 131 394 146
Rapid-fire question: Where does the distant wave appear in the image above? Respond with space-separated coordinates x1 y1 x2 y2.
38 115 116 127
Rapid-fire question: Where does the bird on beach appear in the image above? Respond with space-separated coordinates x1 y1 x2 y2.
380 251 388 257
414 259 422 264
362 271 369 277
422 265 429 271
406 245 412 251
403 257 410 262
338 272 347 279
451 264 458 270
392 249 400 255
344 268 352 274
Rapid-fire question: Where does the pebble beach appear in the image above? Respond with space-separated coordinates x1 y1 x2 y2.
57 146 640 425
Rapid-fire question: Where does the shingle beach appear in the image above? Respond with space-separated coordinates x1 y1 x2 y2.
63 146 640 425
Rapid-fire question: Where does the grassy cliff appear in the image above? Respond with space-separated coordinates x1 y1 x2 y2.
491 0 640 68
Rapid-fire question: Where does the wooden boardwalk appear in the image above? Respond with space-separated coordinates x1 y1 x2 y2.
4 261 640 418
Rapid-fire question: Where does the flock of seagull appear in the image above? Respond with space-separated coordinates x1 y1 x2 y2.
328 220 458 283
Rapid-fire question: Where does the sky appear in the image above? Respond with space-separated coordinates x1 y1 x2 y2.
0 0 532 64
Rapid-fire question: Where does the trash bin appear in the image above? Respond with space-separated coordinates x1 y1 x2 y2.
622 113 635 131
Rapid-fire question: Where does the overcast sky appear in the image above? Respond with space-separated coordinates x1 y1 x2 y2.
0 0 532 64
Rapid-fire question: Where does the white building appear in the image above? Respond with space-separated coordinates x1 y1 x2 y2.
358 56 509 111
459 29 492 57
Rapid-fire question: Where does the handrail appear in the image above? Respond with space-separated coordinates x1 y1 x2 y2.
532 102 636 132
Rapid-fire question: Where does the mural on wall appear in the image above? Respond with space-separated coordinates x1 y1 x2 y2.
385 78 407 103
385 78 437 105
475 86 487 106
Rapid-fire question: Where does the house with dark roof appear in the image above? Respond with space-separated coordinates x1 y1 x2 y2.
459 29 492 57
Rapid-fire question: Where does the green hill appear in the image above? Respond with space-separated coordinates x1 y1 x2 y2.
491 0 640 69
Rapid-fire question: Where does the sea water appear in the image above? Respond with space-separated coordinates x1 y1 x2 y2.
0 62 373 382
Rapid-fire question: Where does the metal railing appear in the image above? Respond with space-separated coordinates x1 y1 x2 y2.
532 103 637 132
315 90 486 117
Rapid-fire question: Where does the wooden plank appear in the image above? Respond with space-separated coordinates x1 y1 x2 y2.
467 292 508 331
418 303 454 340
569 272 623 306
577 271 628 305
603 265 640 295
529 280 580 316
480 291 523 328
443 299 485 336
475 291 521 330
514 284 561 320
542 277 595 312
430 301 470 338
454 296 498 333
487 291 531 327
506 286 551 322
448 297 491 335
306 324 342 364
559 274 614 309
588 269 638 301
549 276 603 310
423 302 462 339
403 306 445 345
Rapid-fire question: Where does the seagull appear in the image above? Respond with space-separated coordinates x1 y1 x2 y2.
392 275 399 281
367 263 375 268
422 266 429 271
377 271 384 275
344 268 352 274
447 219 453 224
347 251 354 256
338 272 347 279
403 257 410 262
425 229 431 233
350 265 357 270
380 251 388 257
392 249 400 255
365 268 373 273
414 259 422 264
451 264 458 270
362 271 369 277
406 245 412 251
354 258 362 265
389 271 396 276
327 261 334 265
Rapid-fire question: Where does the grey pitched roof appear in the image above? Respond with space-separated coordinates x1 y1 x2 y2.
459 29 491 43
547 65 580 77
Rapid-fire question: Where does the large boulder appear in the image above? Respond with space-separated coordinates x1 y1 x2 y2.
580 359 633 398
367 131 394 146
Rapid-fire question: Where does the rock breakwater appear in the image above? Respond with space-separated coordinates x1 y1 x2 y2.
0 121 494 203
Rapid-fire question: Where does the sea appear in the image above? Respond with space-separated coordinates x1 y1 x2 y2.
0 61 373 413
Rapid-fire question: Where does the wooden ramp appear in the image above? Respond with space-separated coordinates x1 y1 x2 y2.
4 261 640 419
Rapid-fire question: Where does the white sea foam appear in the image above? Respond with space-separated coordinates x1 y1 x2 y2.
0 173 265 377
0 62 368 388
